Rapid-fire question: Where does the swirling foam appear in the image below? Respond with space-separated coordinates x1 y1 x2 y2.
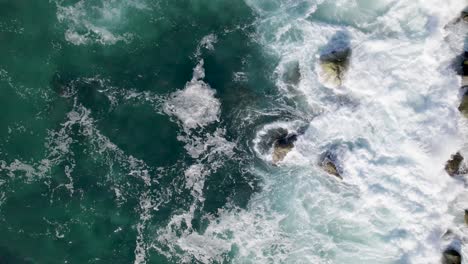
153 0 468 263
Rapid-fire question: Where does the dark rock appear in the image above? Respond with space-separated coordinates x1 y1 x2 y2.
450 55 468 87
459 92 468 117
442 248 462 264
272 132 298 163
319 153 342 179
465 209 468 225
319 48 351 87
463 59 468 76
445 152 464 176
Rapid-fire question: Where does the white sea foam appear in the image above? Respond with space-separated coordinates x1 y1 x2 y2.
164 60 221 130
195 34 218 58
55 0 144 45
155 0 468 263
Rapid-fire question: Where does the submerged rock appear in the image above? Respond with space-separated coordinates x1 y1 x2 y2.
319 154 342 179
272 132 297 163
319 48 351 87
283 61 301 86
442 249 462 264
445 152 464 176
459 92 468 117
462 10 468 22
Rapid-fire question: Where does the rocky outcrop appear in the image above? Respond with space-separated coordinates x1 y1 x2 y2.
442 248 462 264
319 153 342 179
319 48 351 88
445 152 465 176
272 132 297 163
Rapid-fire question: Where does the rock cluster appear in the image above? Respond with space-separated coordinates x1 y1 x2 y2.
441 9 468 264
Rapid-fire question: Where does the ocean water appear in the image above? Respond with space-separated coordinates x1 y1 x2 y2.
0 0 467 263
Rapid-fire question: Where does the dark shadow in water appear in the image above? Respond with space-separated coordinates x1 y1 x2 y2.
0 246 35 264
319 30 352 59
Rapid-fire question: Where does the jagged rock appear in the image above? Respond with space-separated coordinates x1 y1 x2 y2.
319 48 351 87
459 92 468 117
319 154 342 179
442 249 462 264
445 152 464 176
272 133 297 163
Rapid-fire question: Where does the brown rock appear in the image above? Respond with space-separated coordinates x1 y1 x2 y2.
445 152 464 176
272 133 297 163
320 156 342 179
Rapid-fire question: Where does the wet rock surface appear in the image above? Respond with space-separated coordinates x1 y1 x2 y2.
319 153 342 179
319 48 351 88
272 132 297 163
442 249 462 264
445 152 465 176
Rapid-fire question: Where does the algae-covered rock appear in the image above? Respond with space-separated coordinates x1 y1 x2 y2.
319 48 351 88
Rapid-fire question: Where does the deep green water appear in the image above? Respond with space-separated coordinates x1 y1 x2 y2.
0 1 278 263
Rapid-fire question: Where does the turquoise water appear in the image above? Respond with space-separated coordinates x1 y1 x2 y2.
0 0 467 263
